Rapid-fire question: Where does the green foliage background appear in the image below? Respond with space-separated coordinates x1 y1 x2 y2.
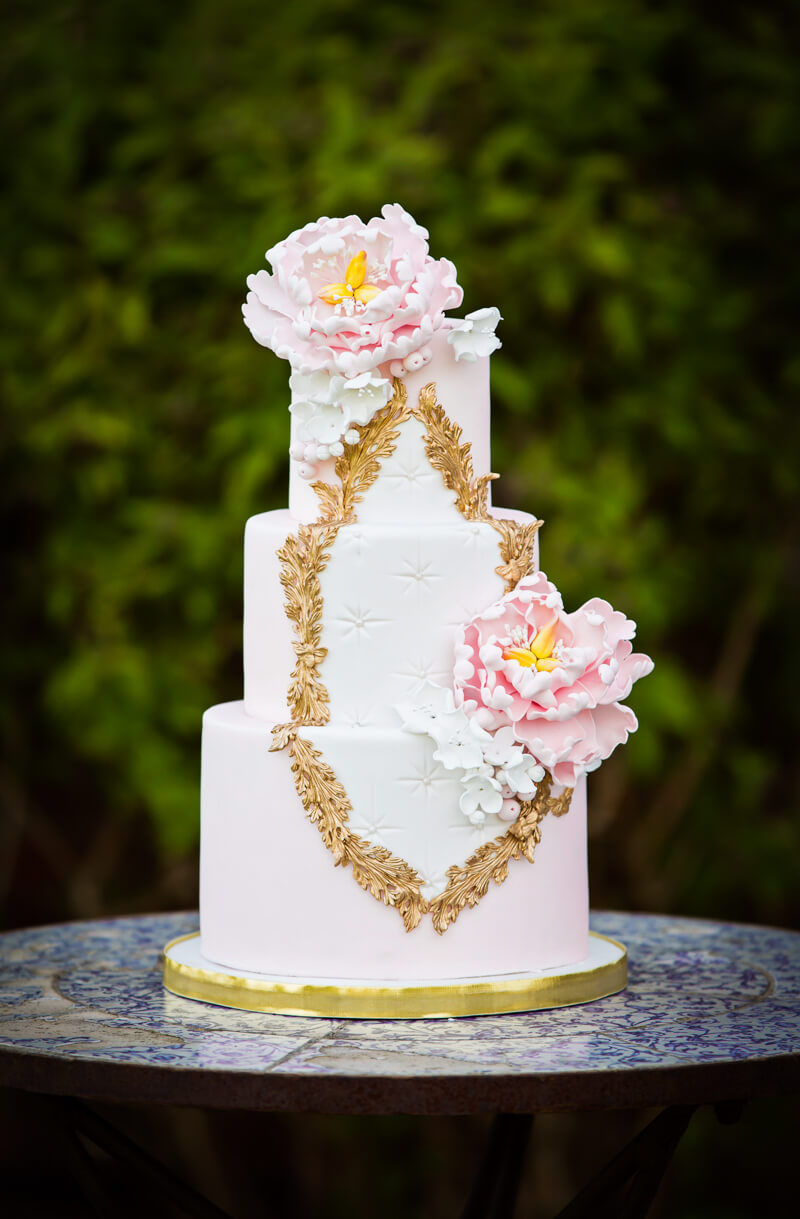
2 0 799 920
2 3 800 1216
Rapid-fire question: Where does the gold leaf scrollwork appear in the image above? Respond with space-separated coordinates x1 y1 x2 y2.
427 777 573 935
277 522 340 725
489 516 543 593
413 384 499 520
412 383 540 590
272 375 569 934
313 379 411 524
273 380 428 929
288 734 427 931
269 722 296 753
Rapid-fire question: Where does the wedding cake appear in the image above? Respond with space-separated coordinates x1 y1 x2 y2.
194 205 653 999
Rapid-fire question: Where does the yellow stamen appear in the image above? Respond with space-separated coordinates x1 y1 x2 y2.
354 283 381 304
530 619 558 659
503 647 538 669
502 619 561 672
318 282 351 305
346 249 367 289
319 250 380 307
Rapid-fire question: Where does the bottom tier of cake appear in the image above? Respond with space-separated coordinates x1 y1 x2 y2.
200 701 589 982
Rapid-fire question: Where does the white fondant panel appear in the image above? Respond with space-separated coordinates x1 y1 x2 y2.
355 415 463 524
200 701 589 981
242 509 295 722
243 509 540 726
318 518 506 726
305 725 504 900
400 327 491 481
288 330 492 524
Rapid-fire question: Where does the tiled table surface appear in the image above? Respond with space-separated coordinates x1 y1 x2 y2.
0 912 798 1114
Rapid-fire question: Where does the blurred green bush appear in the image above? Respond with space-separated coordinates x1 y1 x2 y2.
2 0 798 923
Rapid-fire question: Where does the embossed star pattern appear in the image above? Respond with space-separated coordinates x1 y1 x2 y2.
380 455 441 490
339 700 381 728
335 526 369 559
462 522 492 550
445 602 481 632
395 547 444 596
351 787 407 851
446 819 498 856
397 759 452 803
394 655 451 695
331 603 390 642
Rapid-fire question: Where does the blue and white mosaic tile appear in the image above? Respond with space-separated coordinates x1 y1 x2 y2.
0 912 798 1080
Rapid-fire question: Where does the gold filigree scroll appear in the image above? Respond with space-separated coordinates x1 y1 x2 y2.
311 379 411 524
412 383 542 590
273 379 411 731
275 730 427 932
489 517 542 593
275 522 340 727
428 777 573 934
271 379 428 930
271 375 568 935
413 384 498 520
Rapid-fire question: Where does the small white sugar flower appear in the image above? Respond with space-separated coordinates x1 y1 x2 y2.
433 723 488 772
330 372 392 426
289 370 332 402
459 769 503 822
480 725 526 769
398 683 470 743
496 754 545 797
289 395 346 444
447 307 503 362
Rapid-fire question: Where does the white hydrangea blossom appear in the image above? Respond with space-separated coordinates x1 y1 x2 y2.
458 767 504 825
398 683 490 771
288 369 392 460
432 722 490 772
398 684 546 826
331 372 392 425
397 682 469 740
479 725 526 769
496 755 545 797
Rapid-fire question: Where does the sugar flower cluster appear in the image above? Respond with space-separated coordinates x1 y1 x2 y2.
400 572 653 826
243 205 501 476
398 686 545 826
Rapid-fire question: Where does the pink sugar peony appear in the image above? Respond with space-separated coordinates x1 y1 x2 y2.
453 571 654 788
242 204 463 378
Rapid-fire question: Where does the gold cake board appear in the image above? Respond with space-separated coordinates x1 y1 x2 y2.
163 931 627 1019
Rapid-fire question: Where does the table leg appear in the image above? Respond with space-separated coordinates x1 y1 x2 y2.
53 1097 236 1219
460 1113 534 1219
58 1119 124 1218
553 1105 697 1218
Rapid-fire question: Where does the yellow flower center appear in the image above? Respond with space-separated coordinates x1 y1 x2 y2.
318 250 382 307
502 620 561 672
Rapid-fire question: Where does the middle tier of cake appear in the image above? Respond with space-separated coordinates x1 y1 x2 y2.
244 507 539 725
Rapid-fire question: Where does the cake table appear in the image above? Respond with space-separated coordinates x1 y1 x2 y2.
1 911 798 1217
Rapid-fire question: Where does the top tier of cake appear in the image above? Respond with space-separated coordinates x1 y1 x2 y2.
287 330 493 524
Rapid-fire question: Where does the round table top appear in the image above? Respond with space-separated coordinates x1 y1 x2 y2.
0 911 798 1115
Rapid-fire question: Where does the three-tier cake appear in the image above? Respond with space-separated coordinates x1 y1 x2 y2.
164 206 652 1016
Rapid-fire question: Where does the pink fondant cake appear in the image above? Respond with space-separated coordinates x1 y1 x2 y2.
199 206 652 983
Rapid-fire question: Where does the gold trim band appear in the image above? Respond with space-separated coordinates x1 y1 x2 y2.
163 932 627 1019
